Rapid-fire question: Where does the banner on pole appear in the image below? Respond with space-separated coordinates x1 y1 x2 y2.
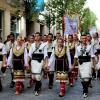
64 14 79 35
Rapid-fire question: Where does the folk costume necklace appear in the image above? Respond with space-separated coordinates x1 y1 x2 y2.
13 45 24 56
54 46 66 58
80 44 87 56
34 42 42 53
66 42 74 50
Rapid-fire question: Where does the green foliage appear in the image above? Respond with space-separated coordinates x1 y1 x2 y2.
39 0 97 34
80 8 97 34
9 0 38 21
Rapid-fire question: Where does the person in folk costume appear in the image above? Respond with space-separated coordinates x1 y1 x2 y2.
43 34 48 43
86 33 97 88
7 36 27 95
0 37 7 77
0 39 7 91
6 33 17 88
25 35 31 45
25 35 35 88
42 34 48 78
73 34 80 80
4 35 11 45
0 37 6 77
26 32 48 96
71 35 98 98
53 33 61 46
48 38 71 97
45 33 56 89
92 32 100 79
66 35 75 87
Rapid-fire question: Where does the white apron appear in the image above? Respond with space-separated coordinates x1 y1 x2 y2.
79 62 92 79
31 60 44 74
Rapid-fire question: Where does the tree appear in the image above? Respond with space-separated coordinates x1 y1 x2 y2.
38 0 87 35
80 8 97 34
9 0 38 36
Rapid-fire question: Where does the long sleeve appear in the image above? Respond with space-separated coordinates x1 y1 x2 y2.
2 44 7 55
43 46 48 59
90 47 95 58
24 48 28 66
74 47 78 58
66 48 72 68
28 45 33 58
48 49 55 68
7 48 13 66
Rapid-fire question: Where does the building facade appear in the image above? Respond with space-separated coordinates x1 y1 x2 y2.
0 0 26 41
0 0 49 41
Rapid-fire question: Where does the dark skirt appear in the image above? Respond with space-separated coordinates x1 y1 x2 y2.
13 60 25 82
55 58 69 82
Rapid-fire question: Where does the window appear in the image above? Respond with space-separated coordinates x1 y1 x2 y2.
10 15 19 38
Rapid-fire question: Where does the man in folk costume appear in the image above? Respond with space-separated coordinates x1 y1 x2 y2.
43 34 48 43
73 34 80 80
45 33 55 89
48 38 72 97
86 33 97 87
92 32 100 79
25 35 34 88
0 40 7 91
66 35 75 87
53 32 61 46
27 32 48 96
42 34 48 78
71 35 98 98
6 33 17 57
6 33 17 88
7 36 27 95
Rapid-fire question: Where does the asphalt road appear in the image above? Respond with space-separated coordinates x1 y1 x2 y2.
0 69 100 100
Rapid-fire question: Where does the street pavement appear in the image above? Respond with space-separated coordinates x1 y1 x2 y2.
0 69 100 100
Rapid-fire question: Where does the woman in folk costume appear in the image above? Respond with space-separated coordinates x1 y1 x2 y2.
0 40 7 91
48 38 72 97
25 35 34 88
26 32 48 96
7 36 27 95
72 35 98 98
73 34 80 80
66 35 75 87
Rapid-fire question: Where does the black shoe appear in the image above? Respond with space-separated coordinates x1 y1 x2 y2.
48 84 53 89
10 81 15 88
88 84 93 88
